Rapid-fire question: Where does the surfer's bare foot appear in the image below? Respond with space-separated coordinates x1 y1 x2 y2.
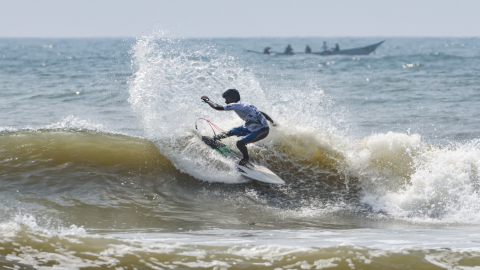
238 157 249 166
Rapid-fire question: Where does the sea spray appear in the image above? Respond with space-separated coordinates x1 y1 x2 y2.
128 31 268 183
127 31 349 185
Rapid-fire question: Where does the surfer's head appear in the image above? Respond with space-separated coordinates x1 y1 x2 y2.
222 89 240 104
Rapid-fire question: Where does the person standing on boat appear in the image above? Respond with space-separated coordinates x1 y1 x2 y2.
284 44 294 55
322 42 328 51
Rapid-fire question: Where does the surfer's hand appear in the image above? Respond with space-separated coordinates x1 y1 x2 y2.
201 96 210 102
270 121 277 126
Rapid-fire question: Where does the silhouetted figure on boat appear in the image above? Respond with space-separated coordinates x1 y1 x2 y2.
334 43 340 52
263 47 271 54
305 45 311 53
284 44 294 55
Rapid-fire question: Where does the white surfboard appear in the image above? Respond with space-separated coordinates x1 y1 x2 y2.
201 135 285 185
236 162 285 184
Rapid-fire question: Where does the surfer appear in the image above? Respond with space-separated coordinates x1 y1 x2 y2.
201 89 276 166
334 43 340 52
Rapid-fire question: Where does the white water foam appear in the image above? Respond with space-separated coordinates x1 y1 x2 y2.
0 214 86 240
2 226 479 269
343 131 480 223
0 126 18 133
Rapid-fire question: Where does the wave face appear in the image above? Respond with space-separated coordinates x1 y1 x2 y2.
1 36 480 268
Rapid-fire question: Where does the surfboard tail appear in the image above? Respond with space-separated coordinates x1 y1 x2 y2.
236 164 285 185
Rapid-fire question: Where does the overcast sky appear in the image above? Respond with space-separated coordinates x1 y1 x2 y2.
1 0 479 38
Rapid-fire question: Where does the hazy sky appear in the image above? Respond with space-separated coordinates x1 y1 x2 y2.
2 0 479 38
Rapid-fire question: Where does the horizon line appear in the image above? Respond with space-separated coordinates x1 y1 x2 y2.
0 35 479 39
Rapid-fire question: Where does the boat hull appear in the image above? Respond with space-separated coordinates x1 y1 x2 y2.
312 40 384 56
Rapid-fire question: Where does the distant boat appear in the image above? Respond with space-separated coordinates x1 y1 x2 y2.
311 40 384 56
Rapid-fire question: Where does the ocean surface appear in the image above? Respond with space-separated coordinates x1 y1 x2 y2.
1 34 480 269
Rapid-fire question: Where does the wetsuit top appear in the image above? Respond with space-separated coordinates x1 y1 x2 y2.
224 101 269 131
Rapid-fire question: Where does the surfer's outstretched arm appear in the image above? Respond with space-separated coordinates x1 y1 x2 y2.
201 96 224 111
260 111 276 126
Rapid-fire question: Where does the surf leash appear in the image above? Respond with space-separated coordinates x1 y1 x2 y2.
195 118 224 139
